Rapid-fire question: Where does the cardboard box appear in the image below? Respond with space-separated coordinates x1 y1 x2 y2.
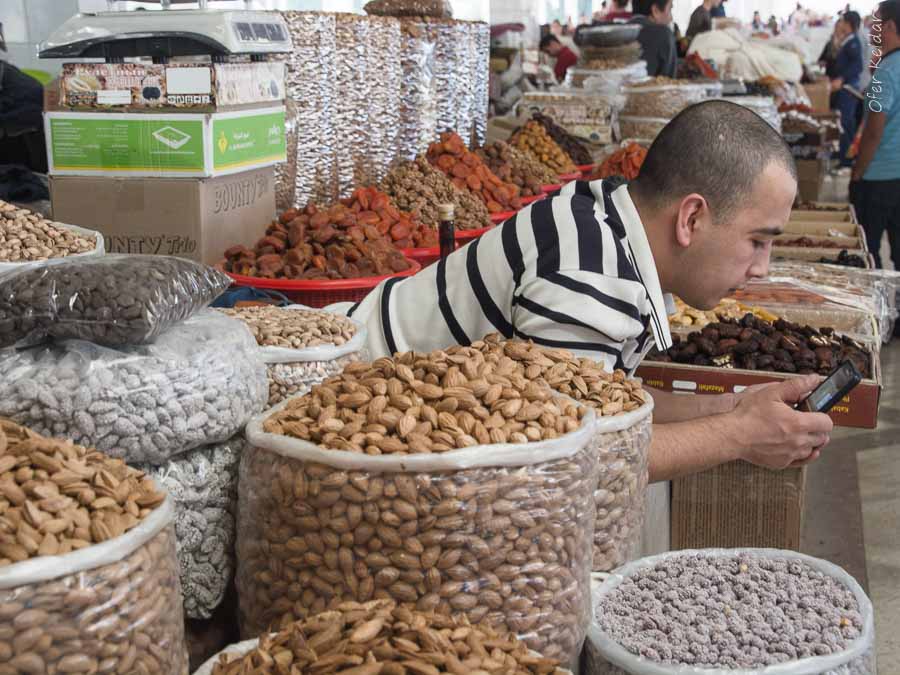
45 106 285 178
49 167 273 266
671 463 806 550
772 246 871 267
796 158 827 203
791 202 858 224
782 221 868 252
805 79 832 113
58 62 285 110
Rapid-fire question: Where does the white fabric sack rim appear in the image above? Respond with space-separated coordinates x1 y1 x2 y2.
256 307 367 365
0 223 104 275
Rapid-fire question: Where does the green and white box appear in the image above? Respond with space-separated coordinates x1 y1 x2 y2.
45 106 286 177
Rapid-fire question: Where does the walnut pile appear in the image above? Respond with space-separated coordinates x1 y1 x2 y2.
380 158 492 231
476 142 557 197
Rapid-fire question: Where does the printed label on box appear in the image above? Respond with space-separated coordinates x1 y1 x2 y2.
212 110 286 171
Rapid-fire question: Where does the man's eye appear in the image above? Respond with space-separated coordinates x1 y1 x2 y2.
753 240 769 250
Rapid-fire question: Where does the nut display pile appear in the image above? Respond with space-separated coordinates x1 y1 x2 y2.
669 297 779 329
510 121 578 175
648 314 872 377
819 250 868 268
220 306 365 406
622 77 709 118
0 199 97 263
0 420 189 674
0 418 165 564
223 188 415 280
426 132 524 213
531 113 593 167
237 347 597 661
795 202 849 212
596 553 864 667
140 437 243 620
0 255 231 348
476 141 558 197
0 310 268 464
594 143 647 181
380 157 492 231
364 0 452 17
211 600 566 674
779 236 848 249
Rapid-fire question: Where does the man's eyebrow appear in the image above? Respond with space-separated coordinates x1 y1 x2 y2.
750 227 784 236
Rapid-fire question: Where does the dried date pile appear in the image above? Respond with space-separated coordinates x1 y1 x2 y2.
211 600 565 674
596 553 864 667
647 314 871 378
779 235 846 249
223 188 417 280
0 418 166 565
426 132 523 213
819 250 868 268
263 348 585 453
531 113 593 167
0 199 97 263
510 121 577 176
476 141 557 197
380 157 492 231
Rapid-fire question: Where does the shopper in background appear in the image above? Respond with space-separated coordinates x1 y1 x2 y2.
539 34 579 82
710 0 727 19
819 19 842 81
341 101 832 480
752 11 764 30
605 0 633 21
832 11 864 166
851 0 900 268
631 0 677 77
686 0 720 40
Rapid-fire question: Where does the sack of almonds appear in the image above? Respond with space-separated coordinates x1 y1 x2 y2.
138 435 244 621
0 255 231 349
235 347 600 667
0 419 189 674
0 310 268 465
219 306 368 407
0 199 104 272
196 600 573 675
364 0 452 18
467 335 653 572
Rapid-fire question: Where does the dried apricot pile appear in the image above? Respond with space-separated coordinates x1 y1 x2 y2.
426 132 523 213
592 143 648 181
510 121 577 175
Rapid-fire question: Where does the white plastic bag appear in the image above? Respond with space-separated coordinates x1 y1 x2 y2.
236 398 599 666
585 549 875 675
0 492 189 675
0 310 267 464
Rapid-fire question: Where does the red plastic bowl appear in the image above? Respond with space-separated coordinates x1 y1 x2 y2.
401 246 441 268
489 211 518 224
557 171 582 182
218 259 421 307
541 183 563 194
520 193 546 205
456 226 494 242
576 163 596 177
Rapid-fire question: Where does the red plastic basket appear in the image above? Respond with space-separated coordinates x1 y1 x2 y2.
401 246 441 268
576 163 596 177
455 226 494 242
520 193 546 206
557 171 582 182
489 211 518 225
541 183 563 194
218 259 421 307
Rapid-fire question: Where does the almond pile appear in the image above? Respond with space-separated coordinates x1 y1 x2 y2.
212 600 565 674
426 132 523 214
220 306 358 350
510 122 577 175
0 418 166 565
262 348 586 454
0 199 97 263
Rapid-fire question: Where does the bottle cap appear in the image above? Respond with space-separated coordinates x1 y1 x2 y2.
438 203 455 220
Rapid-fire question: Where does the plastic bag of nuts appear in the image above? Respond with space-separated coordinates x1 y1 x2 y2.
0 419 189 674
584 549 875 675
0 310 268 464
220 306 368 407
138 436 244 621
621 80 710 119
235 349 600 667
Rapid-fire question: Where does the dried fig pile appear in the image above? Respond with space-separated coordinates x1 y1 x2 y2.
531 113 593 167
211 600 566 674
426 132 523 214
223 188 419 280
476 141 557 197
647 314 871 378
380 157 492 232
510 122 577 176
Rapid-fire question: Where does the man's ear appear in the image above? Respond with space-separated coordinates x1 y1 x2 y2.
674 194 708 248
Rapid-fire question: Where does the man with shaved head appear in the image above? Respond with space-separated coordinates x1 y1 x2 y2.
339 100 833 479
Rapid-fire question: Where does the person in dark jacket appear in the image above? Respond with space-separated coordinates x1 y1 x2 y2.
832 11 864 166
631 0 677 77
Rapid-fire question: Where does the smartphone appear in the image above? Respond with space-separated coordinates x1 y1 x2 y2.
796 361 863 414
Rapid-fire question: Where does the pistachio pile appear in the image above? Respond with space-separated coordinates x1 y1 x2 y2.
380 157 492 231
212 600 565 674
0 199 97 263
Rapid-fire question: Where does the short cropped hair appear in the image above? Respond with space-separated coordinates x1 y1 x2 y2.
539 34 560 50
633 0 669 16
878 0 899 29
630 100 797 222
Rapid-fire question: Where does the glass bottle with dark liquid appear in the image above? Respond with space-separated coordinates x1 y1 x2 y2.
438 203 455 259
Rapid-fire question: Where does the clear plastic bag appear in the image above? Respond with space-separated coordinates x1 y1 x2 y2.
584 549 875 675
622 82 710 119
0 493 189 675
364 0 452 17
0 254 231 349
590 400 653 572
617 116 670 141
138 436 244 620
236 399 599 667
0 310 267 464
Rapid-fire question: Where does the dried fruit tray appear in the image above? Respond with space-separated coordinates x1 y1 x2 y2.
489 211 517 225
218 259 421 307
456 225 495 242
542 183 564 194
